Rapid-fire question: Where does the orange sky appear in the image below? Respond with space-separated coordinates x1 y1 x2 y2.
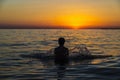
0 0 120 29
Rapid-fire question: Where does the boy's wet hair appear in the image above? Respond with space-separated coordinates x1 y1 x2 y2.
58 37 65 45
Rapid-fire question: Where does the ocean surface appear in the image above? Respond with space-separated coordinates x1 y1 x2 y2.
0 29 120 80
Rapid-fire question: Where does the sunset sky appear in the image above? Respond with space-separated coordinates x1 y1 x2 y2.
0 0 120 29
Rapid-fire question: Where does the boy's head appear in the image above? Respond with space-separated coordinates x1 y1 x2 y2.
58 37 65 46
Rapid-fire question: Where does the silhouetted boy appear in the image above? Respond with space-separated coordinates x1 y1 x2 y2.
54 37 69 65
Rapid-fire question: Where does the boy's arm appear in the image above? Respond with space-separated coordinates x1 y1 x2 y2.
66 48 69 56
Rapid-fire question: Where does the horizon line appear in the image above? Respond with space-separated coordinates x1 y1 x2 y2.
0 25 120 29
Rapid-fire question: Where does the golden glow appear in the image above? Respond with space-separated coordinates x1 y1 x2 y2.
91 59 105 64
56 14 98 29
0 0 120 28
64 16 84 29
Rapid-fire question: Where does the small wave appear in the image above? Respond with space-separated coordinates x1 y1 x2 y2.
0 43 28 47
10 43 28 46
20 52 112 61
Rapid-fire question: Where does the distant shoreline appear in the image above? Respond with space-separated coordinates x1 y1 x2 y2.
0 28 120 29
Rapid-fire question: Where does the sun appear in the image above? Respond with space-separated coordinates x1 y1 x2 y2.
57 15 88 29
56 14 97 29
68 19 82 29
64 16 86 29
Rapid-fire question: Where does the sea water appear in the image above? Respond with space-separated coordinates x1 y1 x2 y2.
0 29 120 80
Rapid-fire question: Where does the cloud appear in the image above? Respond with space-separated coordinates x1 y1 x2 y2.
0 0 5 9
118 0 120 3
0 0 4 5
117 0 120 8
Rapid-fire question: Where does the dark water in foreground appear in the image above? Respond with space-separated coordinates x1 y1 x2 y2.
0 29 120 80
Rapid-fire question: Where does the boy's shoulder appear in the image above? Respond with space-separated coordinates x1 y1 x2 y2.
55 46 68 50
